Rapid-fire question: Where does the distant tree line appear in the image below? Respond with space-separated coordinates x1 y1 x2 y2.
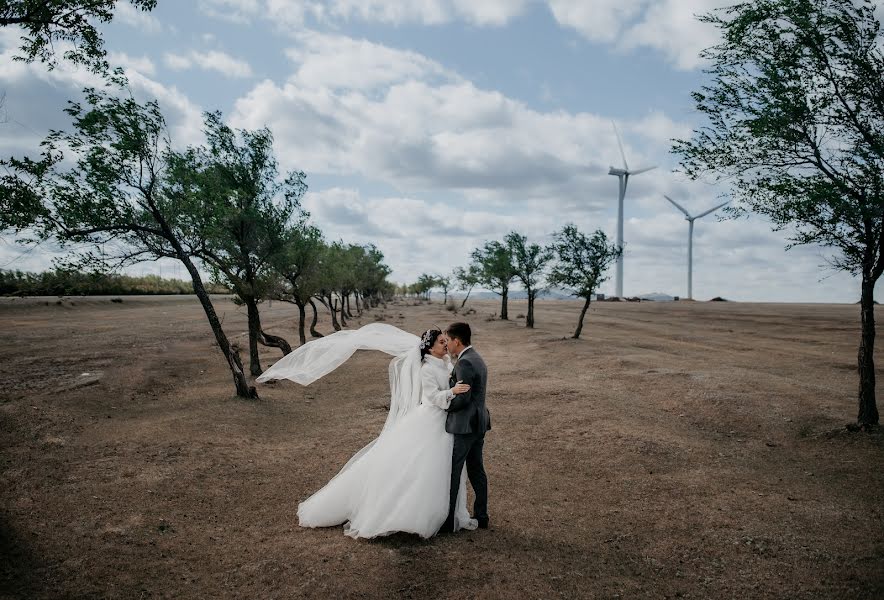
0 269 230 296
404 226 621 339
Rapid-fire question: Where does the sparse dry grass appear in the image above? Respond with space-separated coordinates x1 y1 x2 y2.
0 296 882 599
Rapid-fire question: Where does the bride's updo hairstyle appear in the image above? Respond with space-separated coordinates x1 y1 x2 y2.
419 328 443 362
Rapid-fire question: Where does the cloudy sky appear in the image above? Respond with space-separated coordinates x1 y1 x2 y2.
1 0 879 302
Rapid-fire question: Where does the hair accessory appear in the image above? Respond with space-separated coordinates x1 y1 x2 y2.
419 329 437 351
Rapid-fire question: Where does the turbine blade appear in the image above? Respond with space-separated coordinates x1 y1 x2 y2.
695 200 730 219
664 194 691 217
629 166 657 175
612 121 629 171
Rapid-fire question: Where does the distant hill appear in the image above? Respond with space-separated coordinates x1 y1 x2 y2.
637 293 677 302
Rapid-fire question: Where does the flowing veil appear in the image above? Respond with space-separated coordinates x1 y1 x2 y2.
256 323 423 434
257 322 476 537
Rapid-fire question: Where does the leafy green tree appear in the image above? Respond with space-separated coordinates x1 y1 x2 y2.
316 241 348 330
453 264 481 308
471 240 517 319
415 273 437 301
270 224 325 345
170 111 304 375
672 0 884 428
436 275 451 303
1 0 157 73
548 225 621 339
356 244 391 309
505 232 552 328
0 88 256 397
342 243 369 317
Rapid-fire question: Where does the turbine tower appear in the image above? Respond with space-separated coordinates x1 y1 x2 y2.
664 195 729 300
608 122 656 298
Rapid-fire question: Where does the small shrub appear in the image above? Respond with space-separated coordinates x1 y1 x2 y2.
485 312 498 321
445 299 457 313
515 313 525 319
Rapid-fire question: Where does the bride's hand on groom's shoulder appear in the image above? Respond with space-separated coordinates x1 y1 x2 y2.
452 381 471 395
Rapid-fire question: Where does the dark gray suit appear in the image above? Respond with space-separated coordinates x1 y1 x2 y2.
442 347 490 531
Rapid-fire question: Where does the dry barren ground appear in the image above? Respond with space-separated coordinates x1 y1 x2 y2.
0 295 882 599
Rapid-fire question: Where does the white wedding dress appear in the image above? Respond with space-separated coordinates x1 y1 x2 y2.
256 323 477 539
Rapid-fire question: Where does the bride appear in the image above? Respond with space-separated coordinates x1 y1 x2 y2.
256 323 479 538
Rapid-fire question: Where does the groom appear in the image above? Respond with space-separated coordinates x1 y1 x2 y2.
441 322 491 532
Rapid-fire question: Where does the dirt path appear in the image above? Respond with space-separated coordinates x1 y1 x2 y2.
1 296 881 599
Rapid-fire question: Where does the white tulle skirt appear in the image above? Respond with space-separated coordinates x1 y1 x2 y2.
298 403 477 539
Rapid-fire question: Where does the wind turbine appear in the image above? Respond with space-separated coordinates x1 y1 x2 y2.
608 122 656 298
664 195 729 300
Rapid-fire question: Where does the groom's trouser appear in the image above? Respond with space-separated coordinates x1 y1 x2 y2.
444 431 488 530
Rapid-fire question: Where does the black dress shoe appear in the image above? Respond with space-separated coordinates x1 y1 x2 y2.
477 518 489 529
438 522 455 534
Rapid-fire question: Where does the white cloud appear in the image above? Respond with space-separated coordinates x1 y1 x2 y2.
230 63 678 216
546 0 646 44
108 52 156 76
198 0 262 24
0 29 204 153
200 0 529 28
284 31 458 91
544 0 732 70
321 0 529 26
195 0 882 73
164 50 254 78
163 53 192 71
620 0 729 70
196 0 731 70
115 1 163 33
302 187 549 283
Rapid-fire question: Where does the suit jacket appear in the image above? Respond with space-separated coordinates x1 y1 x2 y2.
446 347 491 435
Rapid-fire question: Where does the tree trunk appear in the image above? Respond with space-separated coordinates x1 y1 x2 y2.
308 298 323 338
338 294 348 327
295 299 307 345
500 286 509 320
460 285 474 308
857 275 880 427
181 257 256 398
526 290 534 328
354 293 362 315
244 296 292 377
573 296 592 339
345 294 353 318
244 297 263 376
259 329 292 356
328 295 341 331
